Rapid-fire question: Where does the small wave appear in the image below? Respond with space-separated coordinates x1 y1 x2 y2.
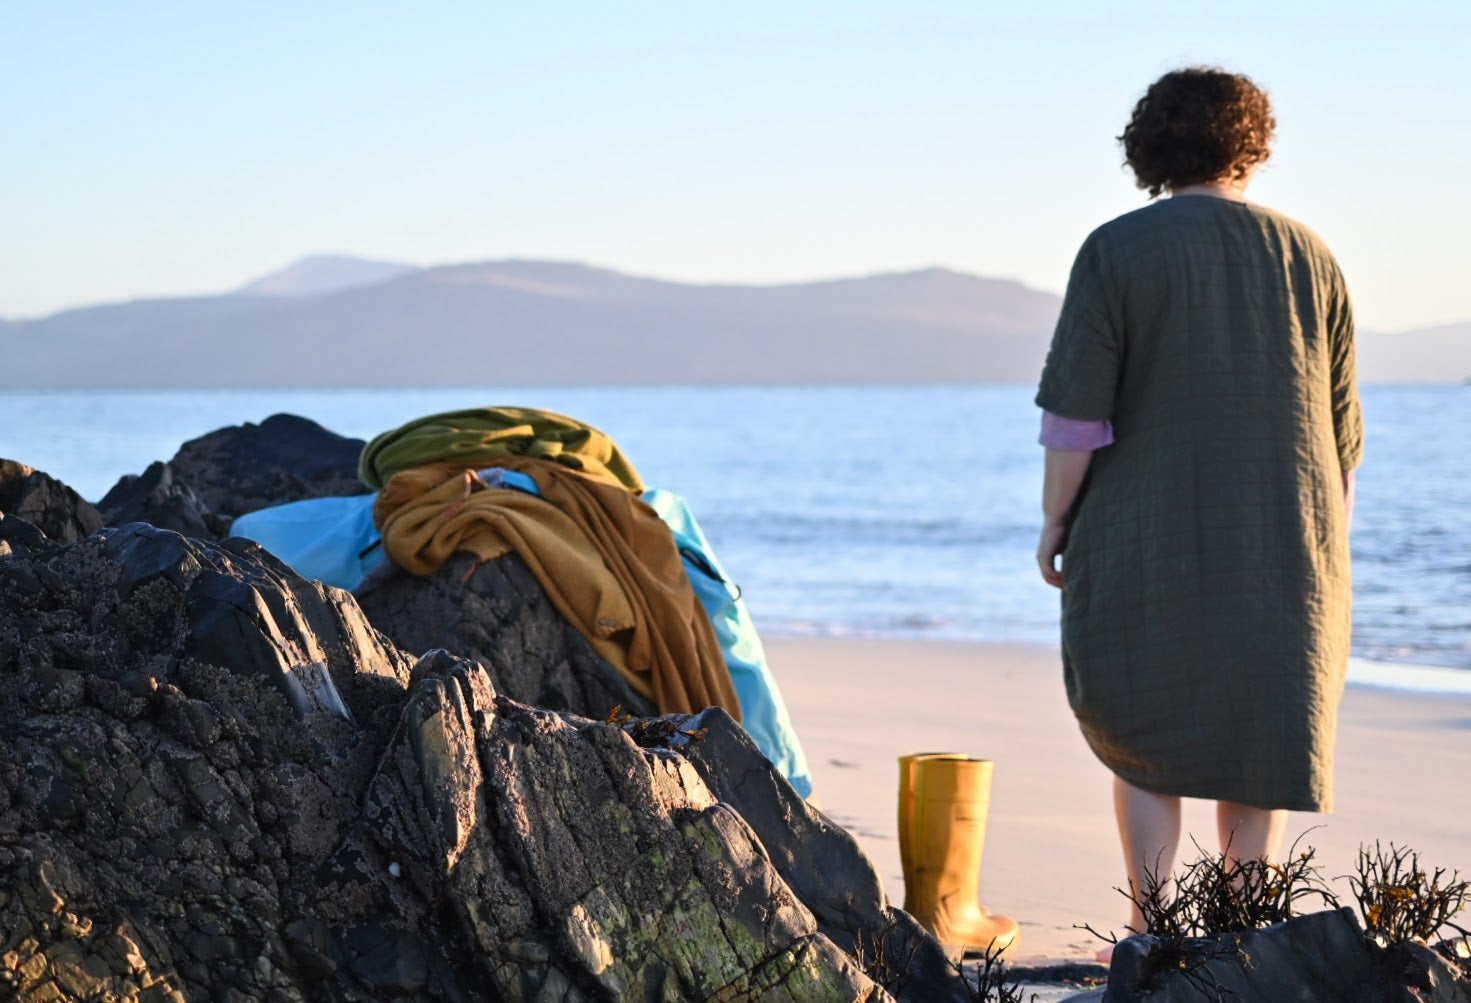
1347 658 1471 696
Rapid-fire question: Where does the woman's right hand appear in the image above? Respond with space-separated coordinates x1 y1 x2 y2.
1037 517 1069 589
1038 446 1093 589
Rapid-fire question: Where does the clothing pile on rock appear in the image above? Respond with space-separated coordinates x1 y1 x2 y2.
231 406 814 797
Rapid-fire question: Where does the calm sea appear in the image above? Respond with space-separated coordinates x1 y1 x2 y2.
2 385 1467 693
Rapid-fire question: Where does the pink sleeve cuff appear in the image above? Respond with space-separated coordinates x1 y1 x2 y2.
1039 410 1114 450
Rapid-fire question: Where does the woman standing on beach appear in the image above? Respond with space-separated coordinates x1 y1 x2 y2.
1034 67 1363 949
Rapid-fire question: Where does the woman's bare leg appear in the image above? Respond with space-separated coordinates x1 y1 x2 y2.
1100 776 1182 961
1216 801 1287 863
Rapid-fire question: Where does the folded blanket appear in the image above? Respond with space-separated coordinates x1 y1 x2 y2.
359 406 644 493
375 458 739 720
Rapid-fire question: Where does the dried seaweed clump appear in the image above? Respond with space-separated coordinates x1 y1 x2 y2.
1349 840 1470 950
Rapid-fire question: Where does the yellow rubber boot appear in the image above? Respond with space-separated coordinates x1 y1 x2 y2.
899 753 999 936
898 753 967 914
898 753 1019 957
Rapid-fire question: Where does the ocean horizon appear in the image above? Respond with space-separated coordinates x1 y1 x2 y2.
3 383 1467 695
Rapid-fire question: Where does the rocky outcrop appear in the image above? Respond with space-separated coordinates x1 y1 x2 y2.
0 523 414 1001
96 460 221 539
0 521 970 1001
164 412 367 520
92 413 367 541
356 552 659 720
0 511 52 560
0 460 103 545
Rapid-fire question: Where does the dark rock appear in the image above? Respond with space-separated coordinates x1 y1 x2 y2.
96 460 222 539
339 923 429 994
0 459 103 544
679 705 968 1000
83 413 364 541
1386 939 1471 1001
0 852 189 1002
90 413 367 537
0 524 417 998
0 522 965 1001
356 550 658 720
162 412 368 521
1103 908 1471 1002
1106 932 1177 996
0 510 52 560
325 651 919 1001
282 916 339 980
97 524 412 725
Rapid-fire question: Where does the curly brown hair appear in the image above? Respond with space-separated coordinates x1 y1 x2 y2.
1119 68 1276 198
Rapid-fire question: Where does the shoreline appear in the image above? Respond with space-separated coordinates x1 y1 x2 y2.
767 635 1471 963
762 629 1471 697
1344 655 1471 696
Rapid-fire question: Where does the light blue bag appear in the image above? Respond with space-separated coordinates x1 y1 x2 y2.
230 494 385 591
227 468 541 592
643 488 814 798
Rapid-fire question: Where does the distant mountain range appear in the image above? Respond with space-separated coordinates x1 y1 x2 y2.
1 255 1465 387
1355 320 1471 384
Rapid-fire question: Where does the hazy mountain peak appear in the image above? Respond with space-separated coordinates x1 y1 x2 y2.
4 257 1466 387
235 254 419 298
421 259 667 296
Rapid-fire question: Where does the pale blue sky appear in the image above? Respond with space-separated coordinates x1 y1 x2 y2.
4 2 1467 331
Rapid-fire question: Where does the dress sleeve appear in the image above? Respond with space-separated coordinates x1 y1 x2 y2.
1035 228 1123 421
1326 268 1364 472
1039 410 1115 450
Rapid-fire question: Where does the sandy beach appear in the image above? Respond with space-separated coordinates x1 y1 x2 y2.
768 636 1471 964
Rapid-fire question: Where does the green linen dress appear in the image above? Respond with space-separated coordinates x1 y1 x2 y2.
1035 195 1364 812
